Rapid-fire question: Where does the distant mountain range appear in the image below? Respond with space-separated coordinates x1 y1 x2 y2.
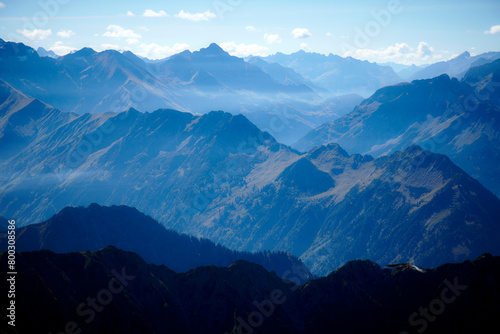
4 38 499 145
262 50 403 97
377 61 427 80
36 46 59 59
1 79 499 275
409 51 500 80
2 246 499 334
295 60 500 198
0 39 185 114
0 39 363 145
378 51 500 81
0 204 312 278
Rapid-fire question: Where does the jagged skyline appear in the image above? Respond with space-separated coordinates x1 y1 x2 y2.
1 0 499 64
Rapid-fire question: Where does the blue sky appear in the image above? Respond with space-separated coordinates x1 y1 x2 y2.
1 0 499 64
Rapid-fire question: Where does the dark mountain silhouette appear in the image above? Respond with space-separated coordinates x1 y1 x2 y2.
1 246 499 334
0 203 312 278
295 64 500 197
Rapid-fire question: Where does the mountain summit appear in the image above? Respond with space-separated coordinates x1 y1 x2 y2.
197 42 228 57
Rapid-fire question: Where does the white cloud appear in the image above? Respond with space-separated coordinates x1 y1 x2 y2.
264 33 282 44
0 2 5 9
220 42 269 57
17 28 52 40
126 11 135 17
50 41 76 56
326 32 334 37
484 25 500 35
56 29 75 38
126 38 139 44
300 43 310 51
143 9 168 17
175 10 216 22
291 28 311 39
416 41 434 56
246 25 256 32
342 42 442 65
137 43 190 59
103 25 141 39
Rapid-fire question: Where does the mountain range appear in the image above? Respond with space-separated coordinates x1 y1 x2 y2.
1 37 500 332
409 51 500 80
377 61 426 80
1 39 363 144
4 38 500 146
1 76 499 275
36 46 59 59
0 203 312 278
262 50 403 97
295 59 500 197
1 246 499 334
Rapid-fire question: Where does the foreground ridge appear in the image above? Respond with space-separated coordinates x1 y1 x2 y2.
1 247 499 334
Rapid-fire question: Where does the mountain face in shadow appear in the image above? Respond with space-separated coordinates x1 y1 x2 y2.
1 85 499 275
1 246 499 334
295 62 500 197
0 203 312 278
0 80 77 162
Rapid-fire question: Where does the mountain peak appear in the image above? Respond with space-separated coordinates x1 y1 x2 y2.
277 157 335 194
71 47 96 58
309 143 350 159
457 51 471 59
0 40 38 58
36 47 59 59
198 43 228 57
